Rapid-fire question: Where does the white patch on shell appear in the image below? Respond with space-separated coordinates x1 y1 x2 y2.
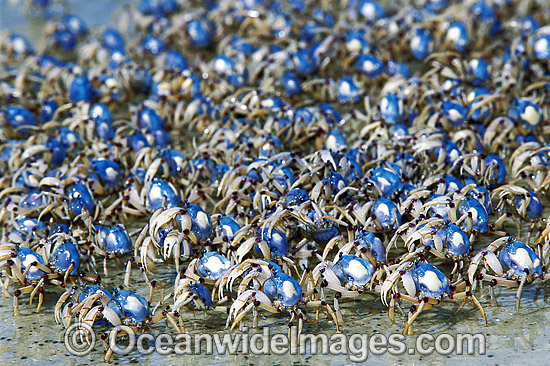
377 177 391 191
196 211 210 230
521 105 540 126
447 108 463 122
338 81 351 97
22 254 39 268
105 167 119 181
419 270 443 293
140 111 151 125
13 38 27 54
213 58 228 74
446 26 461 43
272 233 283 244
468 207 479 222
510 247 535 269
326 135 337 151
261 142 271 154
469 59 479 71
282 280 298 298
410 35 421 52
149 184 162 201
347 259 370 282
362 59 376 73
222 225 234 237
124 295 145 313
106 231 118 246
96 229 107 244
380 96 388 112
441 79 457 92
188 27 199 40
206 255 225 271
449 149 459 162
360 3 375 20
173 156 184 168
22 254 41 275
534 37 549 57
451 231 464 247
105 77 119 89
346 39 362 53
376 203 390 217
262 99 274 108
66 133 77 144
206 256 230 272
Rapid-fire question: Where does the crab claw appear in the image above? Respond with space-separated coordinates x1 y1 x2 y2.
401 271 416 297
381 270 400 307
236 237 256 263
83 305 122 328
484 251 503 276
381 262 414 306
227 290 275 330
468 252 484 285
55 287 81 325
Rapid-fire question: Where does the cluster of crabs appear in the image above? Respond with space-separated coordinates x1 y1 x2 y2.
2 0 550 361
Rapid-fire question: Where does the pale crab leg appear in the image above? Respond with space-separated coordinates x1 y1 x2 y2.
403 300 428 336
452 291 488 325
29 278 45 306
307 300 340 332
515 271 528 312
333 293 343 324
63 263 74 288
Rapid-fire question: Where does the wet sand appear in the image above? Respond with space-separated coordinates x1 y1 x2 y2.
0 252 549 366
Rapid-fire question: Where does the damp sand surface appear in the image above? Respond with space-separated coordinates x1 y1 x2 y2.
1 260 550 366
